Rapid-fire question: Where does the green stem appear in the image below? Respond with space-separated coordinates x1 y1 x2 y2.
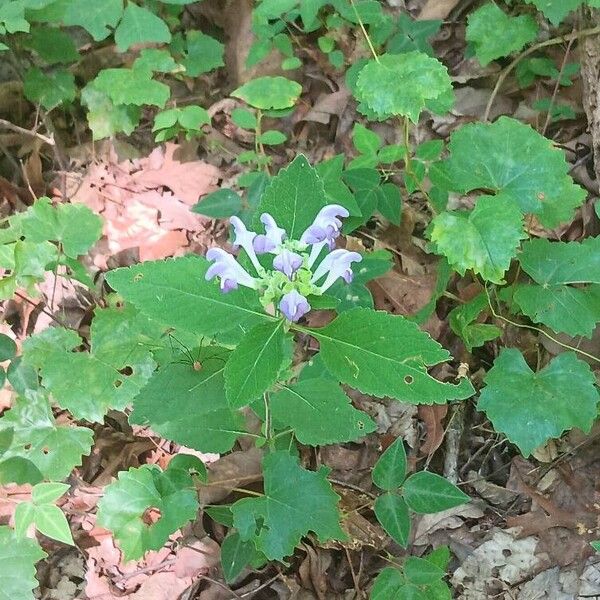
349 0 379 62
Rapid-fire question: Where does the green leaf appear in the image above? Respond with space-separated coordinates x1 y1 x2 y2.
524 0 583 26
466 3 538 66
23 67 76 109
220 532 257 582
430 195 525 284
90 68 170 107
478 349 600 456
231 108 257 130
513 237 600 337
81 84 140 140
404 556 445 585
372 437 407 490
403 471 469 513
19 198 102 258
32 504 74 545
62 0 123 40
355 51 453 122
0 391 93 482
232 76 302 110
449 293 501 351
106 256 274 344
232 451 345 560
0 333 16 361
14 502 36 538
371 567 405 600
32 482 70 505
258 130 287 145
376 182 402 225
168 454 208 481
308 308 475 404
269 379 376 445
97 463 199 561
182 30 225 76
224 320 291 408
0 526 46 600
0 1 29 33
316 155 361 217
131 360 243 453
133 48 178 75
374 493 410 546
352 123 381 156
254 154 327 239
438 116 585 227
24 306 157 422
114 1 171 51
192 189 243 218
342 168 381 229
24 26 79 64
387 14 441 56
254 0 298 18
592 540 600 553
0 458 43 486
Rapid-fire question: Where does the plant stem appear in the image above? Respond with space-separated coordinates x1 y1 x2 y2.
349 0 379 62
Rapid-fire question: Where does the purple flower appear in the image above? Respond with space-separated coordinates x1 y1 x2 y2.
311 249 362 292
300 204 349 247
205 248 258 292
230 216 262 274
273 249 303 279
253 213 286 255
279 289 310 322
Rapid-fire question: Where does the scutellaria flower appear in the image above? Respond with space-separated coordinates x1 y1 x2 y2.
205 205 361 322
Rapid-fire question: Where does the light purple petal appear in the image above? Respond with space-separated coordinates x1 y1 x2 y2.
300 204 349 245
260 213 286 251
279 290 310 322
312 249 362 292
205 246 258 290
273 249 303 279
230 216 262 273
253 234 276 255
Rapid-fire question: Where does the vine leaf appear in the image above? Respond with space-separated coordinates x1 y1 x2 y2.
374 493 410 547
430 194 525 284
466 3 538 66
114 1 171 52
232 76 302 110
62 0 124 41
97 463 199 561
355 51 453 122
308 308 474 404
435 116 586 227
372 437 407 491
231 452 345 560
131 358 244 453
478 349 600 456
524 0 584 25
269 379 376 445
23 306 157 422
254 155 327 240
0 526 46 600
0 391 93 483
224 320 292 408
513 237 600 337
106 255 274 344
402 471 469 513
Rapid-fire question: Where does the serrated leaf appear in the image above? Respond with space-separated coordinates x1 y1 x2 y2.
372 437 407 490
25 26 79 64
33 504 74 545
439 116 586 227
24 306 157 422
374 493 410 546
513 237 600 337
131 359 243 453
254 154 327 239
308 308 475 404
524 0 583 25
133 48 178 75
106 256 274 344
478 349 600 456
97 464 199 561
32 482 70 505
404 556 445 585
62 0 123 40
81 84 140 140
90 68 170 107
371 567 405 600
232 76 302 110
0 1 29 33
221 532 257 582
269 379 376 445
232 451 345 560
402 471 469 513
23 67 75 109
182 30 225 76
19 198 102 258
0 391 93 482
224 320 291 408
114 2 171 52
355 51 453 122
0 526 46 600
192 189 243 218
430 195 525 284
466 3 538 66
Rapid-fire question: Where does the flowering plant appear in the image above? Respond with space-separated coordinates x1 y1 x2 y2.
205 205 362 322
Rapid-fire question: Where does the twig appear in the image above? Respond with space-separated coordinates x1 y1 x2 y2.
345 547 363 599
484 25 600 122
443 403 464 484
0 118 55 146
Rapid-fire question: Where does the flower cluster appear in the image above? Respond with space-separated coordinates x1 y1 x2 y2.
205 205 361 322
